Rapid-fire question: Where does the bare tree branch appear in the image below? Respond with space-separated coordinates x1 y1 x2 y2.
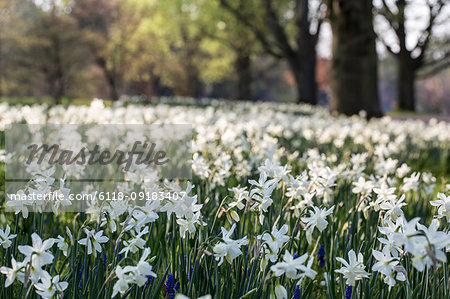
417 60 450 78
414 0 446 64
262 0 295 57
219 0 283 59
294 0 310 50
423 49 450 66
294 0 308 32
379 0 398 32
378 35 397 55
203 30 239 51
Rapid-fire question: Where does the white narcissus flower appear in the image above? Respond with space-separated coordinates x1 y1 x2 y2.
100 213 117 233
380 194 407 221
160 182 202 219
258 224 290 262
286 172 310 202
119 226 149 257
227 186 249 222
301 205 334 244
34 271 68 299
297 255 317 284
0 225 16 249
33 166 56 187
392 215 448 272
18 233 55 270
112 248 157 297
249 171 277 213
112 265 134 298
134 248 157 286
430 193 450 222
78 229 109 255
396 163 410 178
51 177 72 214
262 224 290 253
274 283 287 299
258 159 290 183
393 217 423 257
228 186 248 210
248 171 277 191
213 223 248 266
372 247 405 287
335 250 370 286
55 236 69 257
270 251 317 280
373 183 396 211
192 152 211 179
6 190 30 218
55 226 72 257
378 218 404 257
132 200 160 231
415 219 449 268
0 257 26 287
401 172 420 193
177 211 207 239
352 176 374 195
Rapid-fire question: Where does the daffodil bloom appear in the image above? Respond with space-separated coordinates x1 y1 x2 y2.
134 248 157 286
177 211 206 239
0 258 25 287
274 283 287 299
56 236 69 257
258 224 290 262
271 251 317 280
6 190 30 218
301 205 334 244
18 233 55 269
372 247 405 287
112 265 135 298
213 224 248 266
34 271 68 299
112 248 156 297
335 250 370 286
119 226 149 257
0 225 16 249
380 194 407 221
430 193 450 222
78 229 109 255
373 183 396 211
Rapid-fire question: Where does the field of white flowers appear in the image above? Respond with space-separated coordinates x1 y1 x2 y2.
0 99 449 299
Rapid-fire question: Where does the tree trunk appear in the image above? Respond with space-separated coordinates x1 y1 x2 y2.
288 50 318 105
182 43 201 97
50 30 65 105
397 55 416 111
106 74 119 101
53 60 64 106
328 0 382 118
96 56 119 101
185 66 201 97
235 50 252 100
150 76 161 96
54 81 64 105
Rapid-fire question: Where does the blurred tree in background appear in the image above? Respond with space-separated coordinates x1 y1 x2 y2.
203 0 258 100
221 0 325 105
72 0 135 101
0 0 448 115
326 0 382 117
376 0 448 111
30 3 89 104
